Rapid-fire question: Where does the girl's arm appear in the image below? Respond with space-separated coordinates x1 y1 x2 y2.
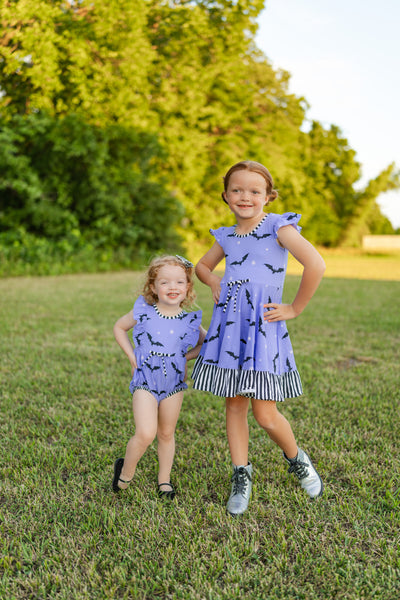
195 242 225 303
113 312 138 374
264 225 326 322
184 325 207 380
185 326 207 362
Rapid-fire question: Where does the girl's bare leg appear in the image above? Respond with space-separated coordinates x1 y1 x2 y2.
118 389 158 489
226 396 250 465
156 391 184 491
251 398 298 458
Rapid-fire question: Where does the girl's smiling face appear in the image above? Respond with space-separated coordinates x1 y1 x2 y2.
223 169 268 222
151 264 188 310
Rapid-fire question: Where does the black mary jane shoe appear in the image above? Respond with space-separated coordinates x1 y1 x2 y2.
157 482 176 500
112 458 131 493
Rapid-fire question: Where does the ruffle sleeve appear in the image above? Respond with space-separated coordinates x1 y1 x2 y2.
182 310 202 350
272 212 302 239
210 226 233 249
132 295 151 323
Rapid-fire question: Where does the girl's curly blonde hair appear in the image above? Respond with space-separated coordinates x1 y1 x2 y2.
142 255 196 309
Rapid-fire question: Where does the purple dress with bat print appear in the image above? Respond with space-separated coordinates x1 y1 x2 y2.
129 296 202 403
192 212 303 402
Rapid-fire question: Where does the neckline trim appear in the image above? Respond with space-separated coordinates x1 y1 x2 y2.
233 214 268 238
153 304 185 319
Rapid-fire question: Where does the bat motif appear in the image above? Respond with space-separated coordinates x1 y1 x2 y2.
179 333 187 340
205 359 219 364
231 253 249 266
246 319 256 327
216 300 228 309
145 365 161 372
282 331 289 339
146 333 164 347
286 357 293 372
258 316 266 338
251 232 271 239
264 296 273 312
225 321 235 327
135 331 145 344
240 338 247 345
272 352 279 373
243 356 253 363
171 362 183 375
151 389 166 396
190 314 198 323
245 289 254 310
264 263 284 274
227 233 237 238
138 313 150 323
207 324 221 342
286 213 298 221
226 350 239 360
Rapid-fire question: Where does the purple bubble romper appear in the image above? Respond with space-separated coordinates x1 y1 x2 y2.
192 212 303 401
129 295 202 403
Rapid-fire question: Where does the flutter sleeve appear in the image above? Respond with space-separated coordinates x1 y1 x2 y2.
132 295 151 323
210 226 229 249
272 212 302 239
183 310 203 350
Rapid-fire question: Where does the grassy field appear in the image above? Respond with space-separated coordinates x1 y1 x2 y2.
289 249 400 280
1 264 399 599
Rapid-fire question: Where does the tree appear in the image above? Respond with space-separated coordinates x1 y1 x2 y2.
341 164 399 246
0 113 183 258
0 0 398 262
0 0 154 127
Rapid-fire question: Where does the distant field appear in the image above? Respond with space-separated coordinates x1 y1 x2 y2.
287 249 400 280
1 263 399 599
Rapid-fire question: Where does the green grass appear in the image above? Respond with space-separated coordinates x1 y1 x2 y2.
1 271 399 599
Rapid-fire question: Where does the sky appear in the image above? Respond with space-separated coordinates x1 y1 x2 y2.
256 0 400 228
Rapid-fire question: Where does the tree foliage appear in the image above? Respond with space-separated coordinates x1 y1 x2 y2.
0 112 183 270
0 0 398 273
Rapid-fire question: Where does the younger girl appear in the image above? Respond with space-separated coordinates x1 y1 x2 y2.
113 255 206 499
192 160 326 515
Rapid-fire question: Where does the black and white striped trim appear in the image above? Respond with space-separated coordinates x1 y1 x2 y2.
192 356 302 401
221 279 250 313
153 305 185 319
130 385 187 400
233 215 268 238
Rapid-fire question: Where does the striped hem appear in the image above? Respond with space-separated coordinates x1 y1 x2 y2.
129 384 187 402
192 357 302 401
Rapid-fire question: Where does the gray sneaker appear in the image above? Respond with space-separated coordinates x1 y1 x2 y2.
226 463 253 516
285 448 323 498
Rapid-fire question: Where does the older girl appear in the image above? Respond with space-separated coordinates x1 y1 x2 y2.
192 161 326 515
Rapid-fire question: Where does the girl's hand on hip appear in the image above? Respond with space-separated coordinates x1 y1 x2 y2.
263 303 297 322
210 275 222 304
130 356 138 375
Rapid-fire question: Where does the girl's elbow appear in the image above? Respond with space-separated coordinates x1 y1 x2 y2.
312 253 326 275
113 322 123 338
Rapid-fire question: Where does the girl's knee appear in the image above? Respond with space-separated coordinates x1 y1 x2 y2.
157 427 175 443
252 400 279 430
226 396 249 416
134 428 157 448
254 413 276 431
